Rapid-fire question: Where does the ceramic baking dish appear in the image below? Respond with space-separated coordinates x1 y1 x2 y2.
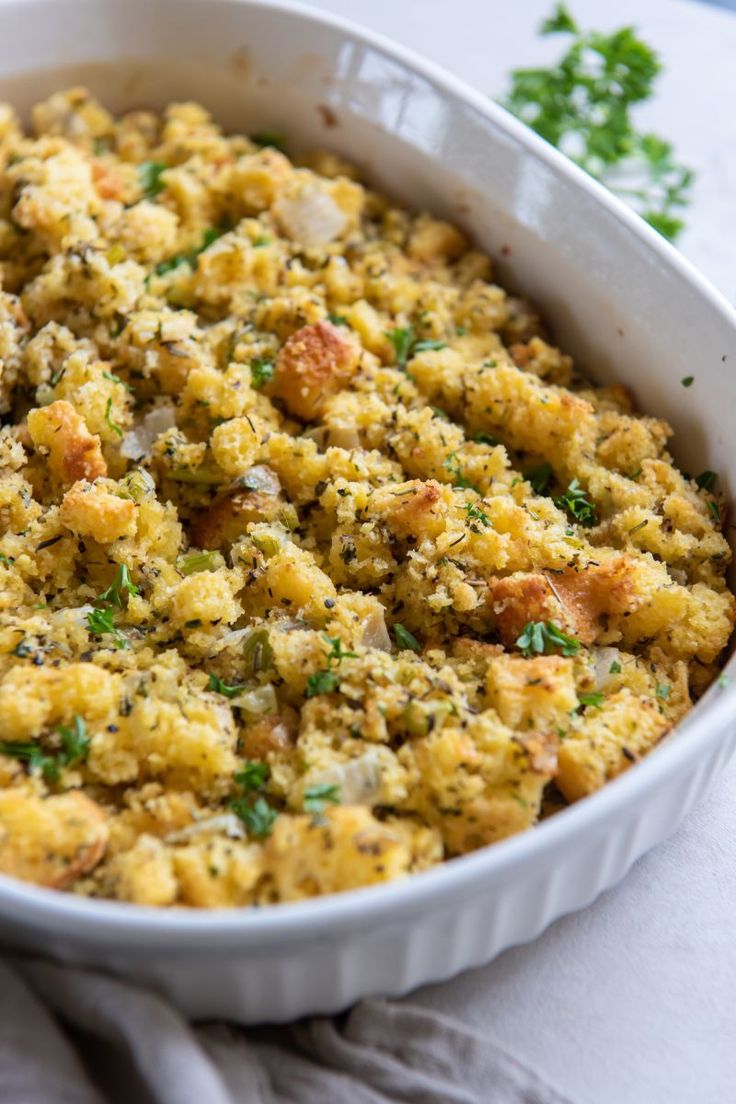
0 0 733 1024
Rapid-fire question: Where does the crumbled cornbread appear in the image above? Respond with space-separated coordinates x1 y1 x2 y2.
0 89 731 907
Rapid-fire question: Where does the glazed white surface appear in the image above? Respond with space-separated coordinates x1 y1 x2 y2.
309 2 736 1101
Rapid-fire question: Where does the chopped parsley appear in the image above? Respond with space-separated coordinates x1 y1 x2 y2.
681 376 694 388
386 326 447 368
86 607 127 649
234 761 270 792
96 564 139 608
0 714 90 783
473 432 499 446
327 312 349 326
250 130 287 152
553 478 597 526
465 502 491 528
305 670 340 697
695 470 717 492
208 673 247 699
250 358 275 389
154 224 230 277
527 462 553 495
138 160 167 199
230 763 278 838
443 452 481 493
609 660 622 674
303 783 341 816
393 623 421 653
578 692 605 709
104 397 123 438
707 500 721 523
501 4 693 240
323 634 357 666
516 620 581 658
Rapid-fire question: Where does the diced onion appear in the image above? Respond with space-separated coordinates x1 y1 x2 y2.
274 186 347 247
121 403 176 459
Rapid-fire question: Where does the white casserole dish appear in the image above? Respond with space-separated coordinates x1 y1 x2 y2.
0 0 734 1024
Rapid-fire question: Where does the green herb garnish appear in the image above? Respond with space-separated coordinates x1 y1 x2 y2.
681 376 694 388
234 761 270 792
138 160 167 199
527 462 553 495
386 326 447 368
305 670 340 697
323 635 357 666
609 660 622 674
250 131 287 152
516 620 580 657
0 715 90 783
96 564 139 608
393 623 421 653
86 607 127 649
474 432 499 446
250 358 275 389
443 452 481 494
154 224 230 277
104 397 123 438
208 673 247 699
553 479 597 526
465 502 491 527
501 4 693 240
578 691 605 709
230 763 278 837
695 470 717 492
303 783 341 816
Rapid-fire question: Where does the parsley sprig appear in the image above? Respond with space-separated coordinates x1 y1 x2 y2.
553 479 597 526
516 620 581 657
303 783 341 816
502 4 693 240
86 564 138 649
0 715 90 783
305 635 356 698
386 327 447 368
230 762 278 838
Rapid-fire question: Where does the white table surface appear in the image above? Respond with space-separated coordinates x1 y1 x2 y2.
304 2 736 1101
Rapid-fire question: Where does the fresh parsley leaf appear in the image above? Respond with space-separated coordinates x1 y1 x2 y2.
578 691 605 709
234 761 269 792
393 623 421 653
327 312 348 326
695 470 717 492
465 502 491 527
0 715 90 782
387 327 414 368
250 358 275 389
553 478 597 526
443 452 481 493
303 783 341 815
57 715 91 767
305 670 340 697
105 397 123 438
208 672 247 699
501 6 693 240
527 462 553 495
412 339 447 353
138 160 167 199
0 740 59 782
516 620 580 657
232 794 278 838
250 131 287 152
86 607 127 649
681 376 694 388
154 225 230 277
323 635 357 666
473 432 499 446
386 327 447 368
96 564 139 608
609 660 622 674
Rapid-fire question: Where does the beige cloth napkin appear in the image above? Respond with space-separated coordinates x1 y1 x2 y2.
0 956 574 1103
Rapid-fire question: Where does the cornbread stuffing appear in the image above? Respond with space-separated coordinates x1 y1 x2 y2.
0 88 732 907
